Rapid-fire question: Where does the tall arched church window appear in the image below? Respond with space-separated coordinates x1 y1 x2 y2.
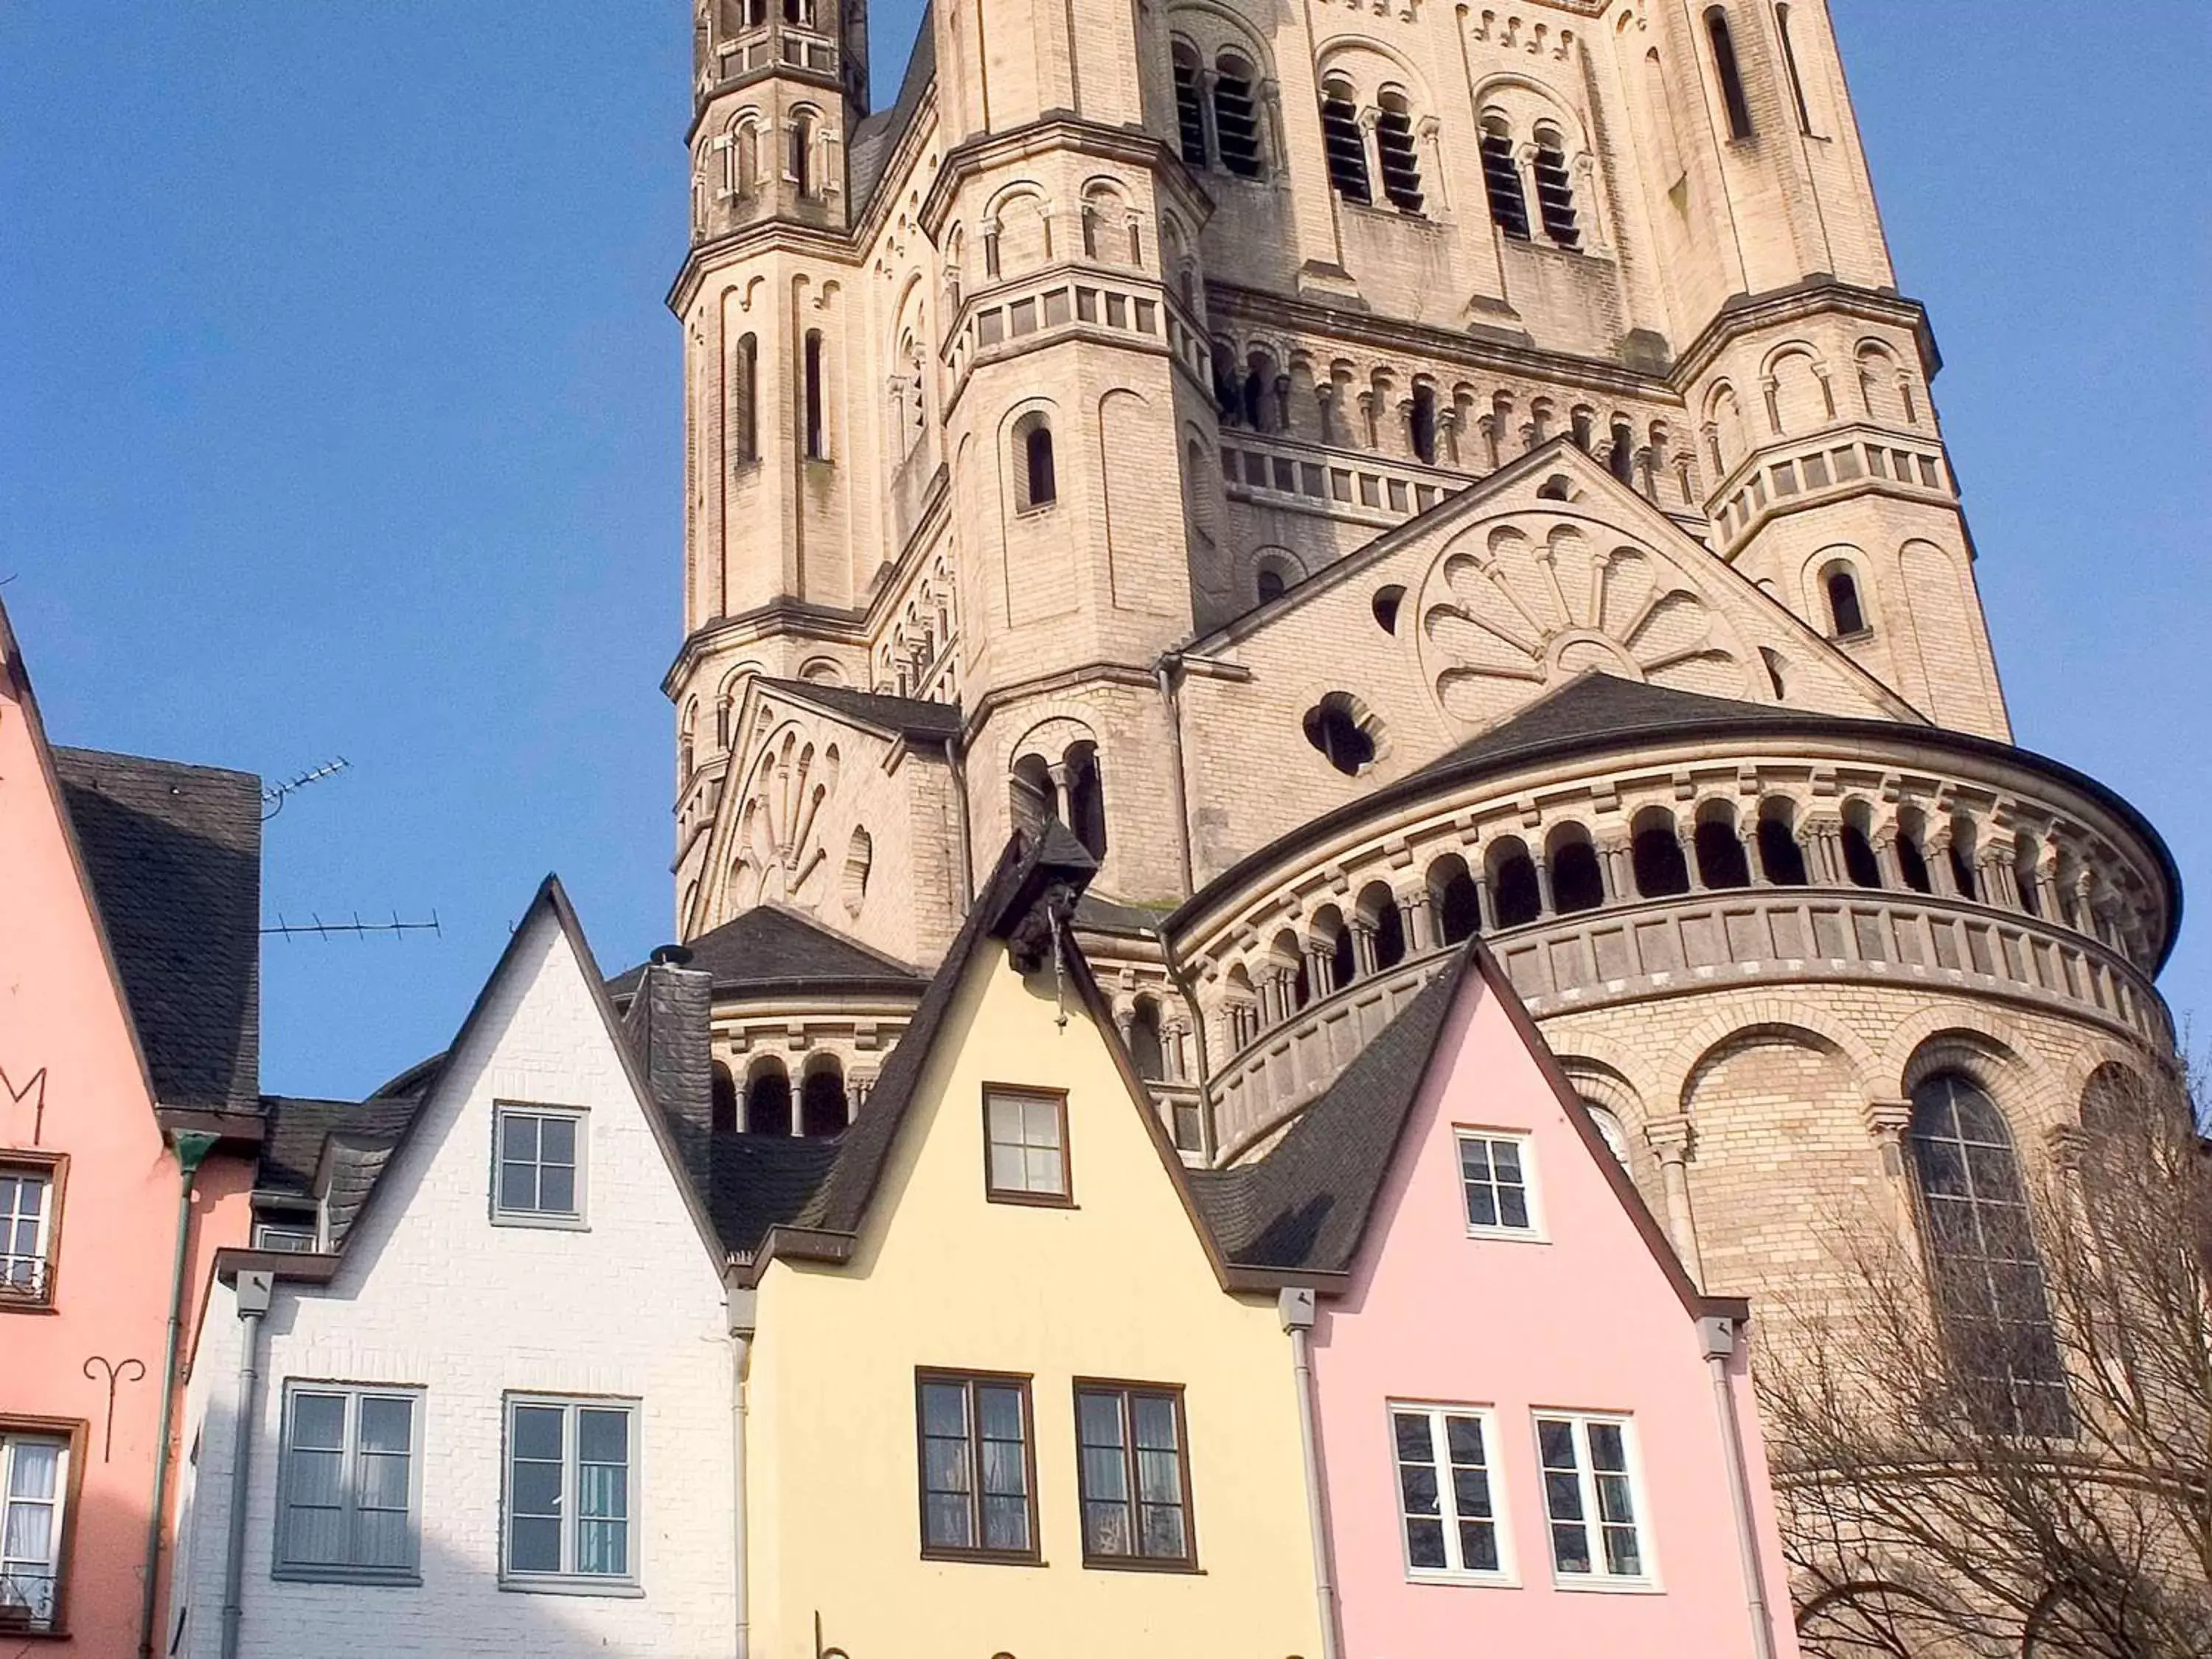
732 333 759 463
1130 998 1167 1080
1907 1074 2072 1435
1409 385 1438 465
1212 54 1265 179
1478 117 1531 239
1013 412 1057 510
1065 742 1108 860
790 110 817 196
1532 128 1579 246
1171 43 1208 165
802 331 827 459
1775 4 1817 136
1841 810 1882 888
1825 565 1866 636
801 1060 848 1138
1705 7 1756 141
746 1061 793 1135
1607 419 1635 484
1374 92 1423 212
1319 82 1371 204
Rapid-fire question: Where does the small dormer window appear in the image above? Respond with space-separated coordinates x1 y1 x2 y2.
983 1086 1070 1205
1456 1131 1540 1237
493 1103 587 1228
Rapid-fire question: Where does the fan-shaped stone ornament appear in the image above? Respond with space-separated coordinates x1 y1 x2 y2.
1415 518 1753 729
726 724 842 912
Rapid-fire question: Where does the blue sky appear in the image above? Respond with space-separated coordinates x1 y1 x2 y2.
1 4 2205 1097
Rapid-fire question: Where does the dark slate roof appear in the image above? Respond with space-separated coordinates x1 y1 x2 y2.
259 1096 422 1197
1407 669 1811 785
708 1133 844 1258
1074 892 1174 937
848 7 936 212
55 746 262 1111
756 677 961 743
1189 950 1475 1273
609 905 924 998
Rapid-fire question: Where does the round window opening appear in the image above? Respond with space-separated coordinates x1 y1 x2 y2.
1304 692 1380 776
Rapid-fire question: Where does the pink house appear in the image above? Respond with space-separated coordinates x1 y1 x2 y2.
0 599 262 1652
1197 945 1798 1659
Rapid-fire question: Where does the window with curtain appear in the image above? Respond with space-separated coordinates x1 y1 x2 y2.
0 1164 55 1307
503 1397 638 1586
916 1372 1037 1559
1536 1413 1649 1582
1075 1383 1194 1566
275 1385 421 1581
1907 1074 2073 1435
0 1429 71 1631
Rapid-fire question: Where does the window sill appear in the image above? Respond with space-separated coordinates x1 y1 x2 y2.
500 1576 644 1599
919 1547 1047 1568
1463 1225 1548 1244
1408 1569 1520 1590
1832 627 1877 644
0 1300 59 1316
1013 502 1058 519
0 1624 68 1642
1552 1574 1661 1594
985 1189 1076 1208
273 1566 422 1587
489 1211 590 1231
1081 1556 1203 1574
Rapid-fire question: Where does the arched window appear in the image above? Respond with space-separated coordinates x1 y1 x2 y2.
801 1059 848 1138
1548 830 1606 914
1242 347 1279 431
1694 814 1752 888
1705 7 1755 141
1756 810 1809 885
1825 564 1866 636
1947 821 1979 901
1632 810 1691 897
1371 585 1404 633
1907 1074 2072 1435
1408 384 1438 465
1841 808 1883 888
1532 127 1579 246
1130 997 1167 1079
1607 418 1635 484
1775 3 1816 136
1303 693 1377 776
1013 411 1057 510
790 109 817 196
1255 558 1291 604
1896 818 1933 894
1009 754 1054 840
1429 855 1480 945
678 705 698 787
2013 836 2043 918
1319 80 1371 204
745 1060 793 1135
1375 91 1423 212
1488 838 1541 928
711 1062 739 1133
1360 883 1407 973
1212 53 1265 178
732 333 759 463
1322 910 1356 992
1478 116 1531 238
1171 42 1207 165
1065 741 1108 859
803 330 827 459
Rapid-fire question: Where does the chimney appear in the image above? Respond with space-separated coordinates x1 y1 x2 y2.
626 946 714 1181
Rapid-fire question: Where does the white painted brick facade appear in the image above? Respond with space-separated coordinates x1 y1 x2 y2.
168 901 738 1659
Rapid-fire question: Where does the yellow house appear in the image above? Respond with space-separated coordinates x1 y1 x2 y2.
723 828 1325 1658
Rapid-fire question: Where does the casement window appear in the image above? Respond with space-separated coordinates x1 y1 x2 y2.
1391 1405 1508 1580
251 1200 319 1254
983 1086 1071 1205
275 1385 422 1582
915 1371 1038 1561
0 1427 74 1633
1457 1131 1540 1237
0 1162 58 1307
493 1104 585 1226
1535 1413 1651 1586
1074 1382 1194 1568
503 1397 638 1590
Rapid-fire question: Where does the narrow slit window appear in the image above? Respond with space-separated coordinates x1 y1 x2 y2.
1478 119 1530 238
803 331 827 460
1212 55 1265 178
1375 93 1423 212
1775 4 1816 135
1319 84 1371 204
731 333 759 464
1532 131 1579 246
1409 385 1438 465
1825 566 1865 636
1014 413 1057 511
790 111 815 196
1705 8 1755 140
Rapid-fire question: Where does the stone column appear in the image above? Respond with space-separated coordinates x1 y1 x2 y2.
1643 1114 1705 1287
1046 761 1074 825
1739 826 1764 886
1352 922 1380 978
1472 869 1499 932
1873 829 1906 890
849 1069 877 1116
1397 885 1437 953
1597 838 1629 903
1678 828 1706 892
1533 853 1557 918
1304 942 1336 1000
1863 1096 1922 1256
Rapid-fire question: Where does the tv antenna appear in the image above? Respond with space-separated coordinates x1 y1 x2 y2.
262 909 442 942
262 756 350 821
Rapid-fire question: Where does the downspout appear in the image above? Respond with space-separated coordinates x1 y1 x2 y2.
945 736 975 914
729 1284 758 1659
1700 1314 1778 1659
141 1129 218 1659
220 1270 274 1659
1279 1289 1342 1659
1152 655 1196 896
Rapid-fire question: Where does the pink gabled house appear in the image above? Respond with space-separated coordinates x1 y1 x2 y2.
1197 943 1798 1659
0 598 262 1652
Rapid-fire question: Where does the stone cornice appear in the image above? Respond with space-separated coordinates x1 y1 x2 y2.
917 116 1211 240
663 602 872 696
1666 278 1940 387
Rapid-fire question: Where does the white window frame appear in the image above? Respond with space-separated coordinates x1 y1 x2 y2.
0 1428 72 1633
1455 1129 1544 1240
0 1162 58 1305
272 1382 425 1584
1533 1411 1657 1591
501 1394 641 1596
1387 1402 1515 1585
491 1102 588 1229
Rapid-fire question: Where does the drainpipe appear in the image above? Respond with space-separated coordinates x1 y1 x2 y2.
945 737 975 914
1152 655 1197 895
1699 1315 1777 1659
220 1269 274 1659
141 1128 218 1659
730 1284 758 1659
1279 1288 1341 1659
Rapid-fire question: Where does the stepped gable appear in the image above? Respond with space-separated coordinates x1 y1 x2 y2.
55 745 262 1111
610 903 924 999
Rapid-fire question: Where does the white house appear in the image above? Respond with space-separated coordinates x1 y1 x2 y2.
167 879 740 1659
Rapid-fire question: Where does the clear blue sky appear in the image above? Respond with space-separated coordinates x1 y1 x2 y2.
2 5 2205 1098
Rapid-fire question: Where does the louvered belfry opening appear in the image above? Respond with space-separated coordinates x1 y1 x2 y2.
1211 55 1265 178
1479 120 1529 237
1171 44 1207 165
1375 94 1423 212
1533 133 1579 246
1320 84 1371 203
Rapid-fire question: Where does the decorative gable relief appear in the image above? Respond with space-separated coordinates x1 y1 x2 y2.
728 723 842 913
